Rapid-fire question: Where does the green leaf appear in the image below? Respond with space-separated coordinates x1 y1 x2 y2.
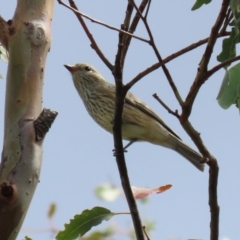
0 73 3 79
191 0 212 10
217 28 238 62
47 203 57 219
217 1 240 62
87 227 114 239
56 207 114 240
217 62 240 109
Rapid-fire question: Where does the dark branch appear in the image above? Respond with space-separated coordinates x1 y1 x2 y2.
209 159 220 240
130 0 183 105
126 31 230 91
181 0 231 123
58 0 149 44
152 93 180 118
206 55 240 79
220 7 232 34
63 0 113 70
112 8 144 240
122 0 149 63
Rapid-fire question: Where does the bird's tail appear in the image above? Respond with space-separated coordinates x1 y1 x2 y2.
169 135 204 171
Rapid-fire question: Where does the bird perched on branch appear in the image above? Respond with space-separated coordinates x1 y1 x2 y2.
64 63 204 171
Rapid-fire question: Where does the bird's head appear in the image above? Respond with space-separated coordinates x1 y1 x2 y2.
64 63 106 87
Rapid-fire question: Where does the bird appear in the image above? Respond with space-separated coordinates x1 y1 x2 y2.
64 63 204 171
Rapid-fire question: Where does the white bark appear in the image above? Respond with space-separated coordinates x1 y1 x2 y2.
0 1 55 239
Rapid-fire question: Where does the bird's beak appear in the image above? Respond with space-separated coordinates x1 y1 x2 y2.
64 64 77 73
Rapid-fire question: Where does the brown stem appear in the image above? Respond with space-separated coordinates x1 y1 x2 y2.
130 0 183 105
152 93 180 118
112 22 145 240
58 0 149 43
206 55 240 79
122 0 149 62
181 0 231 123
209 159 220 240
64 0 113 70
126 31 230 91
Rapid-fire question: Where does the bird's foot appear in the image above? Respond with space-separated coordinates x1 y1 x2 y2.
112 148 128 156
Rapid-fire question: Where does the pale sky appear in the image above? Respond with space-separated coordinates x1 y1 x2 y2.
0 1 238 240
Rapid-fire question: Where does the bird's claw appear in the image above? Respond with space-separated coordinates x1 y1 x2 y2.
112 148 128 156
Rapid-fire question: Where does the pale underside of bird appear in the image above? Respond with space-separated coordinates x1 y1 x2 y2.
64 63 204 172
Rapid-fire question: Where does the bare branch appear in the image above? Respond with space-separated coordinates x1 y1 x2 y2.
209 159 220 240
112 4 144 240
206 55 240 79
58 0 149 43
130 0 183 105
144 0 151 19
152 93 180 118
122 0 149 63
182 0 231 123
65 0 112 70
220 7 232 34
143 226 150 240
125 32 230 91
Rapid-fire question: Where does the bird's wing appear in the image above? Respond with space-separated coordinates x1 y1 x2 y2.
125 92 181 140
103 84 181 140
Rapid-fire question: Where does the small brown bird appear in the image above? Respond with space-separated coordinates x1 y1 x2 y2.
64 63 204 171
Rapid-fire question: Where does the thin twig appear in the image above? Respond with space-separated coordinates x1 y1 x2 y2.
182 0 231 123
125 32 230 91
152 93 180 118
121 1 134 70
58 0 149 44
144 0 151 19
143 226 150 240
206 55 240 79
122 0 149 63
220 7 232 34
130 0 183 106
62 0 113 70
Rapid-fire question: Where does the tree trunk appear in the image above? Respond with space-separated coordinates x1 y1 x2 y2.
0 1 55 239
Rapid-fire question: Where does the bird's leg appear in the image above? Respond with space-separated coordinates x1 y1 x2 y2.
123 139 137 151
112 139 138 156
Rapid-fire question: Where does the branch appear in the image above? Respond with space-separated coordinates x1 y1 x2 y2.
209 159 220 240
178 117 220 240
152 93 180 118
181 0 231 122
122 0 149 63
112 8 144 240
130 0 183 105
220 7 232 34
206 55 240 79
125 31 230 91
0 1 55 239
0 15 9 49
58 0 149 43
64 0 113 70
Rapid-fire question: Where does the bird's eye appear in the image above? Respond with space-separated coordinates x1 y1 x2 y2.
84 66 92 72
